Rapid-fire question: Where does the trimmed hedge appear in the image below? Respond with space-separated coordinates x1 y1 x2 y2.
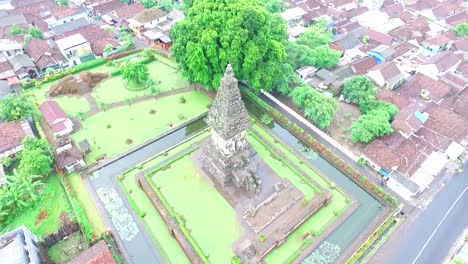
73 58 107 73
347 217 395 264
241 87 399 208
107 48 143 61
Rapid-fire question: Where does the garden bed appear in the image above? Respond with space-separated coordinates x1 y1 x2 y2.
47 231 89 264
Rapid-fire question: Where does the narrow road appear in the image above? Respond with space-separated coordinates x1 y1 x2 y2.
372 164 468 264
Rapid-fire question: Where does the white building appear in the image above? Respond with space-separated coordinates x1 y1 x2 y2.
0 39 23 59
55 34 93 65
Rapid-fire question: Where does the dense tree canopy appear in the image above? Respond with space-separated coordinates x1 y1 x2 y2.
308 45 341 69
342 76 377 106
170 0 287 93
289 86 338 129
297 19 333 48
359 99 399 121
0 94 37 122
29 27 44 39
259 0 284 13
141 0 157 8
454 23 468 37
10 24 24 36
351 110 393 143
122 62 150 86
18 137 53 176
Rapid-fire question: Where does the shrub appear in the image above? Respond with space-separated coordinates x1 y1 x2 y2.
231 256 242 264
179 96 186 104
106 124 112 129
21 79 36 89
73 58 107 73
259 235 266 242
149 109 156 114
260 114 274 125
358 157 369 167
125 139 133 144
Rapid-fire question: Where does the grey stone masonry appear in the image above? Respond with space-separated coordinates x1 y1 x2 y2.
205 64 251 140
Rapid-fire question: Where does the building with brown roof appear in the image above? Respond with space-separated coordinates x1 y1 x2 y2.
0 120 35 159
420 34 452 56
385 3 404 17
397 73 452 103
45 7 88 29
365 29 393 45
69 240 116 264
88 0 126 17
112 3 144 19
417 51 461 78
350 56 377 75
24 39 66 71
55 146 85 173
367 61 405 89
39 100 73 137
58 24 119 56
128 7 167 35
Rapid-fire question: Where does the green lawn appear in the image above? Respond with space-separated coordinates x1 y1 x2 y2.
48 232 89 264
118 132 211 264
92 75 149 105
68 173 107 235
26 80 91 117
147 60 190 92
1 174 72 237
151 152 243 264
73 90 210 162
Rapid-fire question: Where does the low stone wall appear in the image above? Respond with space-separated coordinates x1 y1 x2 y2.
136 174 204 264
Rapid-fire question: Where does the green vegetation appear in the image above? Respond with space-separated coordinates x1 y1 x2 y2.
72 91 210 162
347 217 396 264
18 137 54 176
55 0 68 6
342 76 398 143
454 23 468 37
48 232 88 264
29 27 44 39
68 174 107 235
289 86 338 129
170 0 288 92
351 110 393 143
1 174 72 237
122 62 150 89
0 94 38 121
10 24 24 35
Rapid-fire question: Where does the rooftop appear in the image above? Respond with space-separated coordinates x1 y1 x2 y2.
281 7 307 21
68 240 115 264
0 120 32 153
133 7 166 24
55 33 88 51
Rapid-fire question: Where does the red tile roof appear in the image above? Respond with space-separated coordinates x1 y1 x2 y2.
385 3 404 17
91 0 126 15
56 24 118 55
377 89 410 109
55 146 82 169
24 39 66 70
425 51 460 72
453 38 468 51
39 100 67 126
397 73 452 102
69 240 116 264
113 3 144 19
0 121 28 153
369 61 402 80
445 11 468 27
54 7 84 19
365 29 393 45
351 56 377 75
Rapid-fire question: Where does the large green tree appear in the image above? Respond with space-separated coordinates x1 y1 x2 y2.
0 94 37 122
351 110 393 143
308 45 341 68
342 76 377 106
122 62 150 87
359 99 399 121
29 27 44 39
170 0 287 93
289 86 338 129
18 138 53 177
141 0 157 8
10 24 24 36
297 19 333 48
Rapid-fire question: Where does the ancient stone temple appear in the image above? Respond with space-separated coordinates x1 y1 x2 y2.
201 64 261 193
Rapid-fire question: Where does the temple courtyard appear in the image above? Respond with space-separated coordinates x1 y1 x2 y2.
115 66 353 263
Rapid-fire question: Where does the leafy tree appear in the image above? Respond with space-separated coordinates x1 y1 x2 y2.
29 27 44 39
122 62 150 86
275 63 304 95
18 138 53 176
342 76 377 106
289 86 338 129
0 94 37 121
148 84 161 98
141 0 157 8
359 99 399 121
103 44 114 53
260 0 283 13
285 42 314 69
170 0 287 93
120 0 132 4
297 19 333 48
157 0 173 11
10 24 24 36
56 0 68 6
454 23 468 37
351 110 393 143
308 45 341 68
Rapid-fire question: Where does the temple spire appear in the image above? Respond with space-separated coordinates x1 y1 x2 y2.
205 64 250 140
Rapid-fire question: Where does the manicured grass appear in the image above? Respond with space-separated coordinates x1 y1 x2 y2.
147 60 190 92
68 173 107 235
119 133 211 264
93 75 149 105
1 174 72 237
151 152 242 264
73 91 210 162
48 232 89 264
26 80 91 117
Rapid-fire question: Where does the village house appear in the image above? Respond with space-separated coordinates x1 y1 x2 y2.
0 120 35 159
24 38 66 72
112 3 144 21
55 145 85 173
367 61 405 89
0 57 15 81
86 0 126 18
420 34 453 57
0 39 23 59
8 54 37 79
45 7 88 29
0 80 13 99
368 44 395 64
58 24 119 57
55 33 94 66
39 100 74 137
128 7 167 36
417 51 461 78
0 226 42 264
68 240 116 264
281 7 307 27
